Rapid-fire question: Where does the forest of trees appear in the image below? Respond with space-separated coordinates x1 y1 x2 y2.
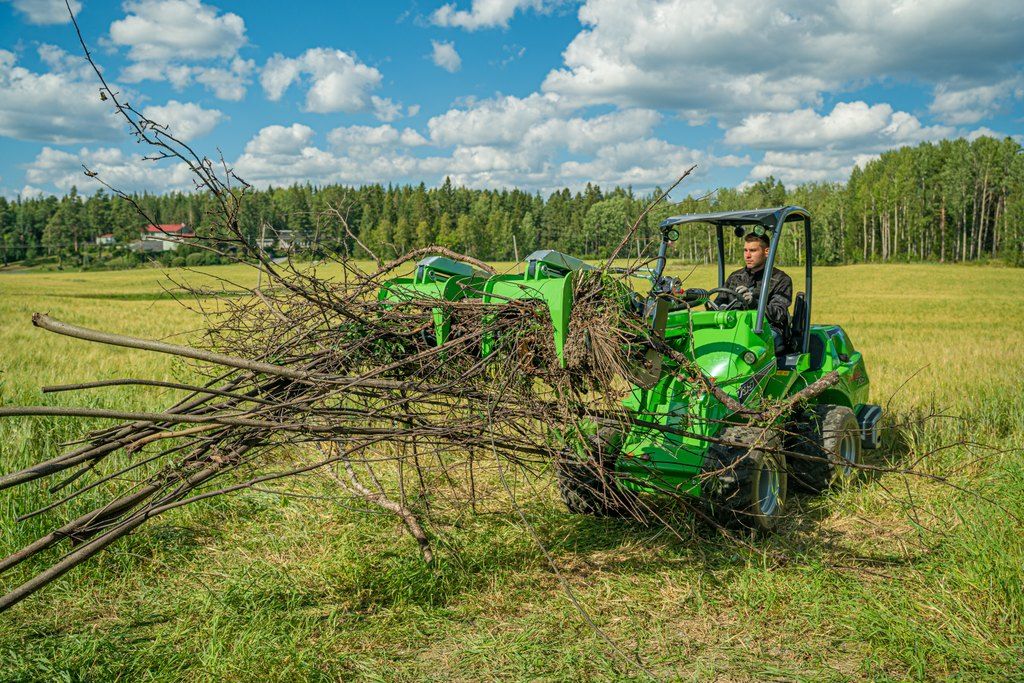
1 135 1021 269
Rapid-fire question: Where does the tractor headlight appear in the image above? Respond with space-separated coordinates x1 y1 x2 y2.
742 350 758 365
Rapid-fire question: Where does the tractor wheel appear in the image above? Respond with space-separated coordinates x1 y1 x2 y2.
705 424 787 532
788 405 862 493
556 429 635 517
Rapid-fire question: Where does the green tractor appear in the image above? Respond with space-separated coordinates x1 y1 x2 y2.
381 207 881 530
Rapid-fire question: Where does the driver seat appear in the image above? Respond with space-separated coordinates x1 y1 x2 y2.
788 292 807 353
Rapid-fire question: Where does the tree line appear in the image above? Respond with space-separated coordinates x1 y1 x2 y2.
1 135 1021 268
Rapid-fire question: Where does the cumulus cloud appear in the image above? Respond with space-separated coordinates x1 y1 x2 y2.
141 100 225 140
746 150 879 185
36 43 88 74
426 92 569 147
244 123 315 156
230 102 727 194
431 40 462 73
327 125 428 160
424 92 663 163
431 0 555 30
110 0 253 100
110 0 246 62
0 49 124 144
2 0 80 25
260 48 384 114
371 96 404 122
930 77 1024 125
558 138 717 189
725 99 969 184
26 146 193 194
725 101 954 151
542 0 1024 120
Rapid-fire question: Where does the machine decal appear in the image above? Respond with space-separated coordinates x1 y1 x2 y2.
736 358 777 403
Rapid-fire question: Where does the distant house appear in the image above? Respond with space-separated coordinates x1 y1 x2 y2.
275 230 311 251
136 223 196 252
95 233 116 246
130 238 165 254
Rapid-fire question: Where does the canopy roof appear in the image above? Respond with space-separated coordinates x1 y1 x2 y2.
659 206 809 230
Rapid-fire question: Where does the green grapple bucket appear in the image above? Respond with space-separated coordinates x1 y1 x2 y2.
378 256 491 346
380 250 596 365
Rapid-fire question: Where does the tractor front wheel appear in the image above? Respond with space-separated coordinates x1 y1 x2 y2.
706 424 788 532
556 430 636 517
788 405 862 493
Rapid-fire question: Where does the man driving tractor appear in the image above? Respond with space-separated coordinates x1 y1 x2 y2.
715 232 793 352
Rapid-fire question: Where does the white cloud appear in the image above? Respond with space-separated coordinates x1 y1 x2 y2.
424 92 662 161
746 150 881 185
110 0 246 62
244 123 315 156
120 58 254 101
110 0 252 100
36 43 88 75
371 95 403 122
231 108 729 195
3 0 79 25
542 0 1024 120
930 77 1024 125
193 58 255 101
431 0 555 30
431 40 462 73
401 128 429 147
725 101 954 151
327 124 428 158
728 100 964 185
26 146 193 194
141 100 224 140
965 126 1023 143
260 48 383 114
427 92 569 147
536 108 661 154
0 49 124 144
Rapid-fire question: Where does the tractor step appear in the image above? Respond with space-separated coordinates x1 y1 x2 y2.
856 404 883 449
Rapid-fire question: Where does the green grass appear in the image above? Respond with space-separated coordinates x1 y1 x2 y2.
0 262 1022 681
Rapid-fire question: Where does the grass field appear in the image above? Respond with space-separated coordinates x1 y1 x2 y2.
0 262 1022 681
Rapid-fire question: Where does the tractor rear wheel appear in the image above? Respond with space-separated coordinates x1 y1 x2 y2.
556 430 635 517
788 405 862 493
706 424 788 532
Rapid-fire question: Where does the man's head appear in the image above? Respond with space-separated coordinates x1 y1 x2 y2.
743 233 770 270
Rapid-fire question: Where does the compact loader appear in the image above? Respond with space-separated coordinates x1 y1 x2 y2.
381 207 882 530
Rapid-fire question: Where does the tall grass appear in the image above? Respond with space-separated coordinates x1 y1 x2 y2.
0 263 1021 681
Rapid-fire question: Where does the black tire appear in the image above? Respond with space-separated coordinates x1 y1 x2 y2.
705 424 787 532
556 429 635 517
787 405 862 493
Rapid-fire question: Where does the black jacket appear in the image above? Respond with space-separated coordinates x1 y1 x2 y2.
716 266 793 332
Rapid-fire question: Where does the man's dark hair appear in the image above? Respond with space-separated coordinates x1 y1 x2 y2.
744 233 770 248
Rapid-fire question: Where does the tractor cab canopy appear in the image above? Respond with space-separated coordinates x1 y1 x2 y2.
658 206 812 354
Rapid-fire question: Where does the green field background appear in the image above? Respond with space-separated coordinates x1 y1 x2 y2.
0 263 1022 681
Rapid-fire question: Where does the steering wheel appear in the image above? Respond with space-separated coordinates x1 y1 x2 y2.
706 286 748 311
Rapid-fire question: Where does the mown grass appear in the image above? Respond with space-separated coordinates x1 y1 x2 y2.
0 262 1022 681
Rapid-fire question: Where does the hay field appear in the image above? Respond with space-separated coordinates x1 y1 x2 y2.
0 262 1022 681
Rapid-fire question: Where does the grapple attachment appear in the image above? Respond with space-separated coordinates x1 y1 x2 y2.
378 256 491 346
380 250 601 366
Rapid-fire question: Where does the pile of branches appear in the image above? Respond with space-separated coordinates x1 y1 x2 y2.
0 10 693 610
0 242 671 609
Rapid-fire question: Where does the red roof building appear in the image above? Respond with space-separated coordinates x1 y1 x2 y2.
144 223 194 236
137 223 195 252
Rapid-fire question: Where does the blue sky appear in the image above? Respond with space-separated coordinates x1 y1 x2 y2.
0 0 1021 199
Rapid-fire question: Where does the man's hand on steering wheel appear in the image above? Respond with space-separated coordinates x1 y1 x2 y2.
707 286 750 311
